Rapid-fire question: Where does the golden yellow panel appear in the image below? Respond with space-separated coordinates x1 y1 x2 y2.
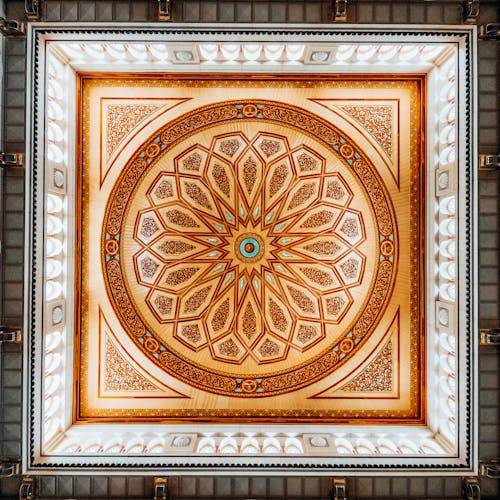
77 75 424 423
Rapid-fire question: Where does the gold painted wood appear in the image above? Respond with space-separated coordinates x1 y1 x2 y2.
77 76 424 423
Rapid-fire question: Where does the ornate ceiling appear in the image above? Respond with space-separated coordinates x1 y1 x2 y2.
78 76 424 422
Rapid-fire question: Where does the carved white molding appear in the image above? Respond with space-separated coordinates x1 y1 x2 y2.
24 25 477 474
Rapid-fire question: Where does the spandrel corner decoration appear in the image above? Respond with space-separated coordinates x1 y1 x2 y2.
25 25 477 473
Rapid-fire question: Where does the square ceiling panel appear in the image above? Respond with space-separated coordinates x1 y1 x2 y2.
24 25 476 474
78 75 424 423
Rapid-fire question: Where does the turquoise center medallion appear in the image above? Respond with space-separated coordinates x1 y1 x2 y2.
235 233 265 263
240 237 260 258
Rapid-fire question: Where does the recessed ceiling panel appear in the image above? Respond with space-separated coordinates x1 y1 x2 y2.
78 76 424 422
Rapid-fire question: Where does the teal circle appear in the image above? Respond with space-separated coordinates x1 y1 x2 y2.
240 237 260 258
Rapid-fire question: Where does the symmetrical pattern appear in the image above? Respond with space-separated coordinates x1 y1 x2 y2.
104 336 160 392
102 100 399 397
341 340 393 392
105 104 160 158
26 28 470 470
337 105 393 158
133 132 366 365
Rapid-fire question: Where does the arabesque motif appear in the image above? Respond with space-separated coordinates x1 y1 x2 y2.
132 131 368 365
102 101 398 396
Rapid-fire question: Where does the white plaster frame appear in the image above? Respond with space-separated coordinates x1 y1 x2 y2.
23 24 477 474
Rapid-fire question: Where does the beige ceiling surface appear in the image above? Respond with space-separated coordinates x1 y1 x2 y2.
77 76 424 423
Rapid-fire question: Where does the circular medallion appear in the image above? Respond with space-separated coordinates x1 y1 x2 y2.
102 100 397 397
235 233 264 262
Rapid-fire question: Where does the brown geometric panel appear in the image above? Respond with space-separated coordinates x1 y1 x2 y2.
78 76 424 422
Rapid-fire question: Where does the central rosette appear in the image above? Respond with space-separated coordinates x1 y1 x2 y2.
237 235 261 260
129 129 372 368
227 225 275 272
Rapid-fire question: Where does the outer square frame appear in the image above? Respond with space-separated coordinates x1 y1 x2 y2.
23 24 477 474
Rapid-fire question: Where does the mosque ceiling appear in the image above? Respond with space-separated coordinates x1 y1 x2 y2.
76 75 425 423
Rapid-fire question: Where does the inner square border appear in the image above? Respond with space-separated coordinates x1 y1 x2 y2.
77 76 424 422
23 25 476 473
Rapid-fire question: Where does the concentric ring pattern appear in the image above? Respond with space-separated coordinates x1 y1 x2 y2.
103 101 397 396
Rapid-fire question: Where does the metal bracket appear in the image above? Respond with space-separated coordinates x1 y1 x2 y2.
332 0 348 23
480 329 500 346
0 459 21 477
0 18 26 36
480 460 500 478
25 0 41 21
19 476 35 500
462 477 480 500
0 326 22 343
153 477 169 500
329 478 347 500
479 154 500 170
479 23 500 40
158 0 172 21
462 0 480 24
0 153 25 168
